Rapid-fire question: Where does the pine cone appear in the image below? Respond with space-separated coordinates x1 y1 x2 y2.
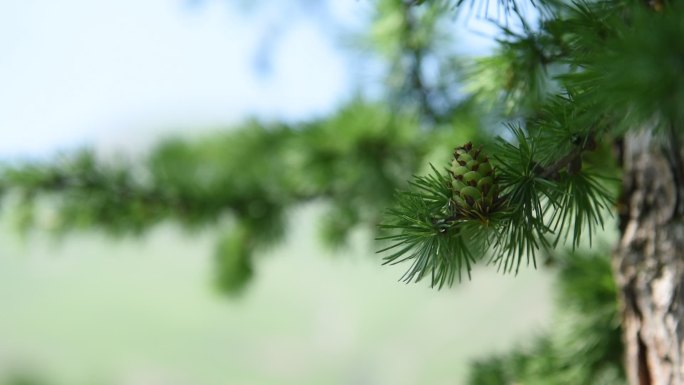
450 142 499 218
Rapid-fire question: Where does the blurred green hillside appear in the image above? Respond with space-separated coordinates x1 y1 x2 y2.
0 204 553 385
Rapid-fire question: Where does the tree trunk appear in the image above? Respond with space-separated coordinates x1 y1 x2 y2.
614 130 684 385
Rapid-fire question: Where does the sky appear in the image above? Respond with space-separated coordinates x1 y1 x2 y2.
0 0 498 159
0 0 364 158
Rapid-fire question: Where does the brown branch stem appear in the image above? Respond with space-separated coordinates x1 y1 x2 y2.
536 133 597 180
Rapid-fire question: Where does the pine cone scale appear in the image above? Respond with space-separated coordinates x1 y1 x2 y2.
449 142 500 219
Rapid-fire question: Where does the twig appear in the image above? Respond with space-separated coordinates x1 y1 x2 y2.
537 132 596 179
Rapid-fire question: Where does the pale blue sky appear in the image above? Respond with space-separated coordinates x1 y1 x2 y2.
0 0 496 158
0 0 365 158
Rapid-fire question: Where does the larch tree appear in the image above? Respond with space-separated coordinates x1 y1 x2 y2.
1 0 683 384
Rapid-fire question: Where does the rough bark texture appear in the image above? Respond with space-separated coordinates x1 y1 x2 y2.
614 130 684 385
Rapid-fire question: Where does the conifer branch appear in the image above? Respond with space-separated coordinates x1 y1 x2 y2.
379 127 614 285
536 132 597 180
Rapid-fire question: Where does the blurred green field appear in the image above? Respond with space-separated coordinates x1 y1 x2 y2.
0 204 553 385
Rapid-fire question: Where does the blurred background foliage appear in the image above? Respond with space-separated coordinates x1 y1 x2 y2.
0 0 631 383
468 247 623 385
2 100 449 293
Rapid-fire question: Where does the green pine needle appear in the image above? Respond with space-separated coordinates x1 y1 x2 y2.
380 125 616 286
378 165 478 288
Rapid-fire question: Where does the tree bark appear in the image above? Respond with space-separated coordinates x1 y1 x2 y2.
614 130 684 385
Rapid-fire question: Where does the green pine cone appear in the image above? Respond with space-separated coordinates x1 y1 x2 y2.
449 142 499 218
